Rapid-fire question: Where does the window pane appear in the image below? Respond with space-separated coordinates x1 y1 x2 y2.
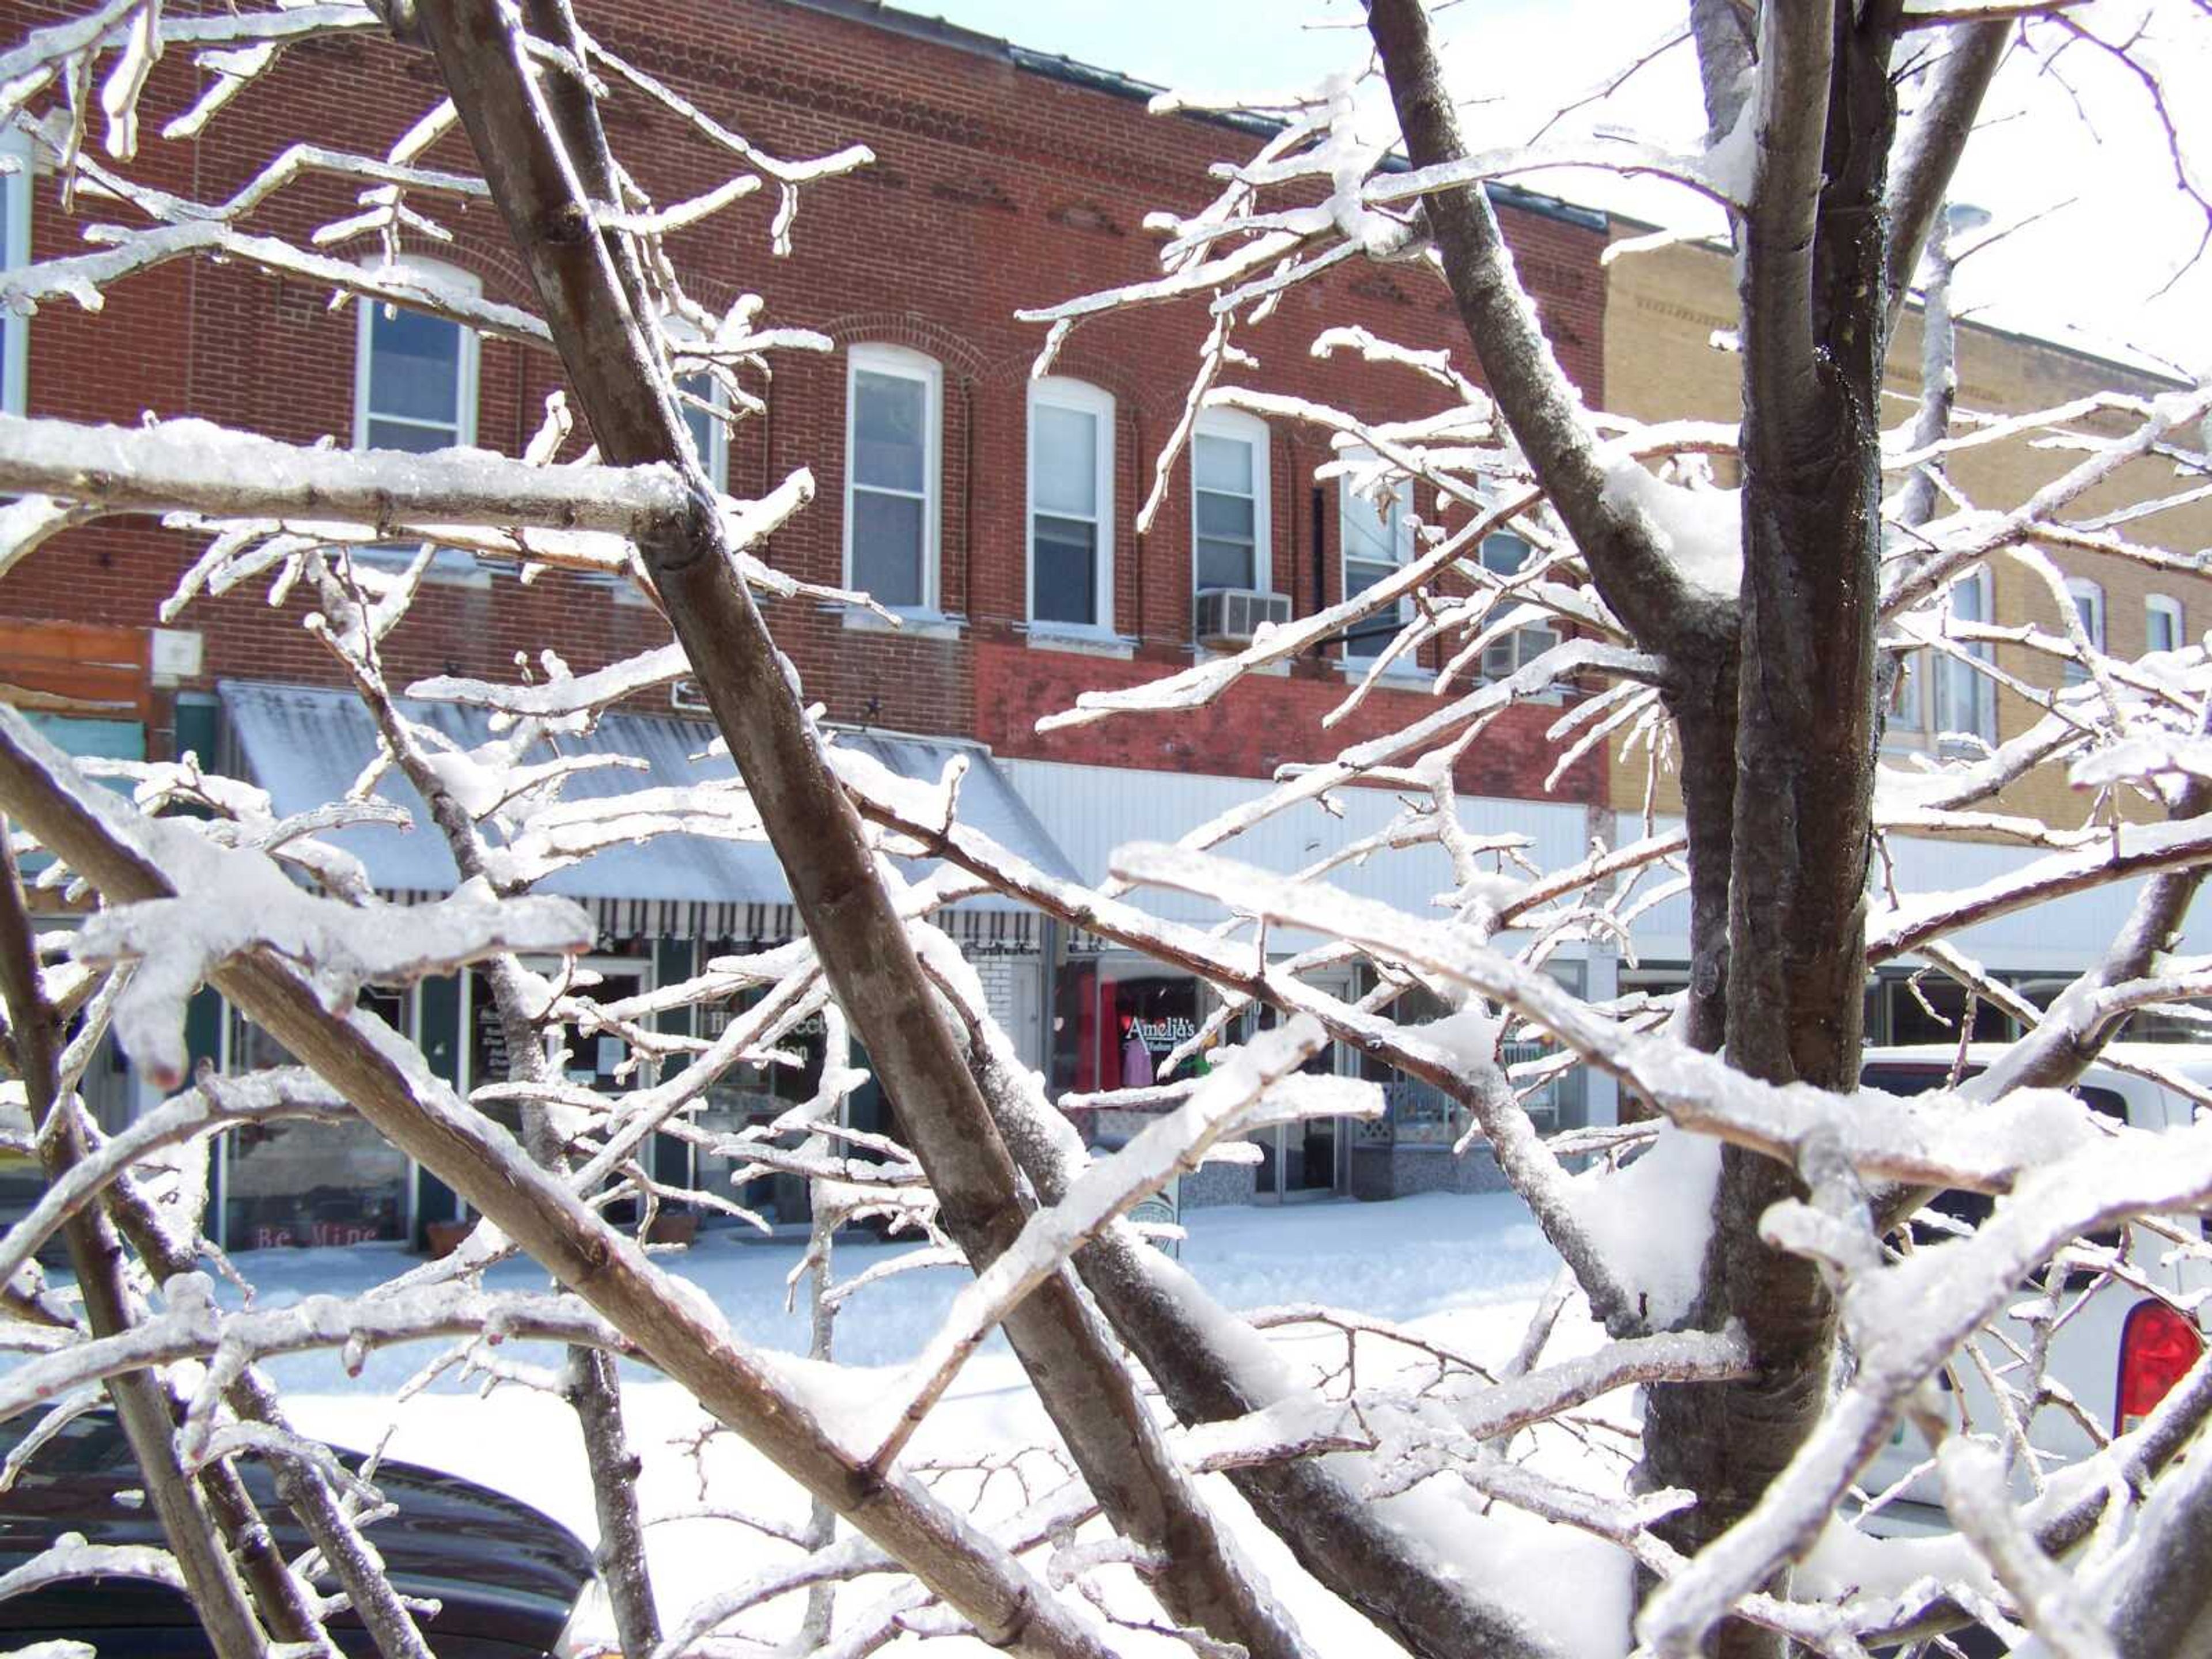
2072 589 2103 646
1344 616 1399 658
1342 481 1402 566
1033 516 1097 626
227 1118 410 1248
1345 555 1397 597
854 370 926 493
1345 551 1402 657
366 419 453 453
1953 574 1986 625
1033 405 1098 517
853 488 924 607
680 377 719 476
1194 433 1251 494
1195 537 1253 590
1937 657 1984 737
1482 533 1532 576
1892 656 1923 729
1195 490 1255 541
2150 604 2179 654
369 305 463 426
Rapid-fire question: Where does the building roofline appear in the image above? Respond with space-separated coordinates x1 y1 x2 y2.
1604 209 2190 391
772 0 1608 233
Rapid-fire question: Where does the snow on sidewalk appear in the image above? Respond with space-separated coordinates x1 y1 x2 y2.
21 1191 1581 1654
211 1187 1565 1385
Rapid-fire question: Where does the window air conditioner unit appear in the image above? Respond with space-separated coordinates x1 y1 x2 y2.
1482 622 1562 683
1194 588 1291 647
670 677 711 715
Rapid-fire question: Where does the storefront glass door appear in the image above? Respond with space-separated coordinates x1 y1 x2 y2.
224 987 412 1248
1245 977 1351 1202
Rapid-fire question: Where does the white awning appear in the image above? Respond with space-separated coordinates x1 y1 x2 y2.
1609 813 2212 974
218 681 1071 949
999 753 1597 955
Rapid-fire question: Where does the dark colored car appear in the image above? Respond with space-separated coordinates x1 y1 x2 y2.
0 1407 596 1658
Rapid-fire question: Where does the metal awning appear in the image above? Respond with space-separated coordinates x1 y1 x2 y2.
217 681 1070 949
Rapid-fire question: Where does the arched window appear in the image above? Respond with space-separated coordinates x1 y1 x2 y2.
1028 377 1115 634
843 343 942 613
351 261 483 581
1191 407 1271 595
1339 452 1414 665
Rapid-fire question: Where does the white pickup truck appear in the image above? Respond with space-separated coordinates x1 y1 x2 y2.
1856 1043 2212 1526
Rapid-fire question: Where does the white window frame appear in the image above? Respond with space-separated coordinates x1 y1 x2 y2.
2147 593 2184 657
1 129 32 416
842 342 943 616
669 372 730 495
1931 565 1996 749
2063 575 2105 684
1477 529 1560 683
1338 455 1417 671
350 261 484 584
352 260 480 454
1026 376 1116 637
1190 407 1271 598
661 320 730 495
1887 567 1995 751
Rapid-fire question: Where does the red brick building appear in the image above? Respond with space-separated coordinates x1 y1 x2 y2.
0 0 1615 1235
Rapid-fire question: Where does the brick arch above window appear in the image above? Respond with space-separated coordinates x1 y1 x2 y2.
818 313 990 382
368 237 537 318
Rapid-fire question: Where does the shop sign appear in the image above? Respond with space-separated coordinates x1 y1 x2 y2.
251 1221 387 1250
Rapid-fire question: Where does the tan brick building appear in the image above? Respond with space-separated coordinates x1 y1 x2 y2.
1601 231 2212 1039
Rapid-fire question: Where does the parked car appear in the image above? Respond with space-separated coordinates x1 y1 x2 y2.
1857 1043 2212 1525
0 1406 596 1657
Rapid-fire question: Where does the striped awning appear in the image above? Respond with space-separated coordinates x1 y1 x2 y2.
219 681 1067 949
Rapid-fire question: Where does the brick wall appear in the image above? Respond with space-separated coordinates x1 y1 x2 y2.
2 0 1611 806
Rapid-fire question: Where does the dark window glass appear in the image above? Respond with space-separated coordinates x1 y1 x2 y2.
1033 516 1097 625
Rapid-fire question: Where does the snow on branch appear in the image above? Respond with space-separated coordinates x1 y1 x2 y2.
0 1068 350 1288
0 1277 633 1426
408 643 691 721
0 415 692 535
10 719 597 1090
0 220 551 345
863 1018 1370 1467
0 1538 185 1605
1109 843 2153 1203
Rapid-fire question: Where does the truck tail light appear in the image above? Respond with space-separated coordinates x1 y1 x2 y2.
2117 1300 2203 1433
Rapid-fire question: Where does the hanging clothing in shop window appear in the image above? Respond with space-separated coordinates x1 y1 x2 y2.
1120 1016 1155 1089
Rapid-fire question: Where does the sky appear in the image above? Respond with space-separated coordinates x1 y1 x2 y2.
907 0 2211 377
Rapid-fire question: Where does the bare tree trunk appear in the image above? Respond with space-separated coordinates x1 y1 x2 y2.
402 5 1309 1653
1672 681 1739 1060
563 1346 661 1657
1642 10 1904 1656
0 846 270 1659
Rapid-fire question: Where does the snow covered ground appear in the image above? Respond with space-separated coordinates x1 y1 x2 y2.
20 1192 1593 1654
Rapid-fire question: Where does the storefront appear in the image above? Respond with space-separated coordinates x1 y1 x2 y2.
1051 954 1334 1205
222 989 415 1249
206 681 1067 1248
